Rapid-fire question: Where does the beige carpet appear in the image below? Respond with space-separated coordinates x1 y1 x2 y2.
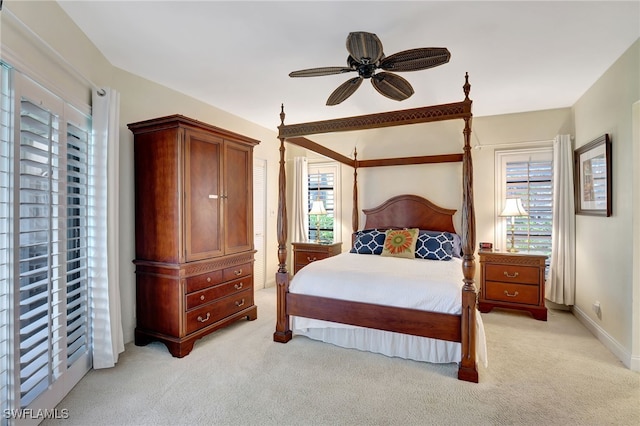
44 287 639 426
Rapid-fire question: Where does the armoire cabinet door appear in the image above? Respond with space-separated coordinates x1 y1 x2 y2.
184 130 224 261
224 141 254 254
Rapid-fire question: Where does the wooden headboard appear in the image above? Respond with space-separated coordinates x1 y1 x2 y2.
362 194 457 233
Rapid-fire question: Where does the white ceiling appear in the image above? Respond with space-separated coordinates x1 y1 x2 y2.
57 1 640 131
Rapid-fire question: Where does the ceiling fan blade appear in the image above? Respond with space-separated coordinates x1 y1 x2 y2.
371 72 414 101
379 48 451 72
289 67 354 78
346 32 384 64
326 76 363 106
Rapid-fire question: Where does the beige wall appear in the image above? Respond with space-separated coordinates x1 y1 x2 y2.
572 39 640 368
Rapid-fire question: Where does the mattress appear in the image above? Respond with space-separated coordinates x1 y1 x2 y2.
290 252 487 366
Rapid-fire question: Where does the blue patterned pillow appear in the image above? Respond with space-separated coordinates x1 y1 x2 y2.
415 231 455 261
350 229 386 255
451 233 463 258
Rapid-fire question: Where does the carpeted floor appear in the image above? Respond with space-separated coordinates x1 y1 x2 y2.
44 287 639 426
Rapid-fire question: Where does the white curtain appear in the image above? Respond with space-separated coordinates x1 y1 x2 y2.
547 134 576 305
90 88 124 368
292 157 309 242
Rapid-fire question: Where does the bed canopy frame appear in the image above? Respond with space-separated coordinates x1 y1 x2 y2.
273 73 478 382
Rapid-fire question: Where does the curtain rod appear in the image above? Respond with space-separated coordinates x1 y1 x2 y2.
2 6 100 92
474 139 555 150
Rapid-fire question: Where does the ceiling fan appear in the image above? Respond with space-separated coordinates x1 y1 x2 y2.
289 31 451 106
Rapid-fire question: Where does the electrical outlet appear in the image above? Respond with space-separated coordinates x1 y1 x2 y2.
592 301 602 319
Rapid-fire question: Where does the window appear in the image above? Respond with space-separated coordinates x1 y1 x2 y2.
496 148 553 255
307 162 340 243
1 63 92 420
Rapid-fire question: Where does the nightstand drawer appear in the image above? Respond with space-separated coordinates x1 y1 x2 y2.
485 281 539 305
292 242 342 274
294 251 332 266
485 264 539 285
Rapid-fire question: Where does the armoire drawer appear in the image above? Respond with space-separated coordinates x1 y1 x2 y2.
222 262 252 281
185 270 224 293
185 275 253 311
185 288 254 334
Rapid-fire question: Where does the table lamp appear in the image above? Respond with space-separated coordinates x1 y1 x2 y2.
499 198 528 252
309 199 327 243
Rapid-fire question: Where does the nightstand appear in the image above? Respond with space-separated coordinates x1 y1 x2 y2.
478 250 548 321
292 242 342 274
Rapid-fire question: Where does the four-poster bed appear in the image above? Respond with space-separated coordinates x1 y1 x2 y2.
273 74 481 382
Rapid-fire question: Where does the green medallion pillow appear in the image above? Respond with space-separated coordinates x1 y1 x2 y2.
381 228 419 259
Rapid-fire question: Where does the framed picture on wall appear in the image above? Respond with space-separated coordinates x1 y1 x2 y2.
574 134 611 216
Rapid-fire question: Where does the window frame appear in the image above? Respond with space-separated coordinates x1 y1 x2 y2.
307 161 341 244
495 147 553 254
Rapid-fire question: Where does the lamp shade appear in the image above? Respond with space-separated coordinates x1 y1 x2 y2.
499 198 528 217
309 200 327 215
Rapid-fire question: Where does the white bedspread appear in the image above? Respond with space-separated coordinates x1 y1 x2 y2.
290 252 487 366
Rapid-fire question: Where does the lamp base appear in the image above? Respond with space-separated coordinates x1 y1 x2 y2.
506 247 519 253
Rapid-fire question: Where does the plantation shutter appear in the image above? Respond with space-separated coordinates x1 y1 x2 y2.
13 71 92 412
252 159 266 289
505 160 553 254
64 121 90 367
0 63 12 421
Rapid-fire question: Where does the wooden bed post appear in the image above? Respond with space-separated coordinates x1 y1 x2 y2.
274 104 293 343
352 148 359 233
458 73 478 382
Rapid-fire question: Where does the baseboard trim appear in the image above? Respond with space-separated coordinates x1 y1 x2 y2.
572 305 636 370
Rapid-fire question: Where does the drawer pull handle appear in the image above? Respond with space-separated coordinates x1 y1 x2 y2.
206 277 211 283
235 299 245 307
234 269 243 276
504 271 519 278
197 313 211 323
307 256 317 262
504 290 519 298
234 282 243 290
200 295 205 301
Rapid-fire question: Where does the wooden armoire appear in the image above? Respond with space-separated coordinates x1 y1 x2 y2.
128 115 259 357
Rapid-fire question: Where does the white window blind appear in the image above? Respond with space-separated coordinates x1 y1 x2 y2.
2 65 92 420
505 160 553 253
307 164 337 243
495 148 553 256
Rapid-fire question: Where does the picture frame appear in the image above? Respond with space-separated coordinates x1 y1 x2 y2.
574 134 611 216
